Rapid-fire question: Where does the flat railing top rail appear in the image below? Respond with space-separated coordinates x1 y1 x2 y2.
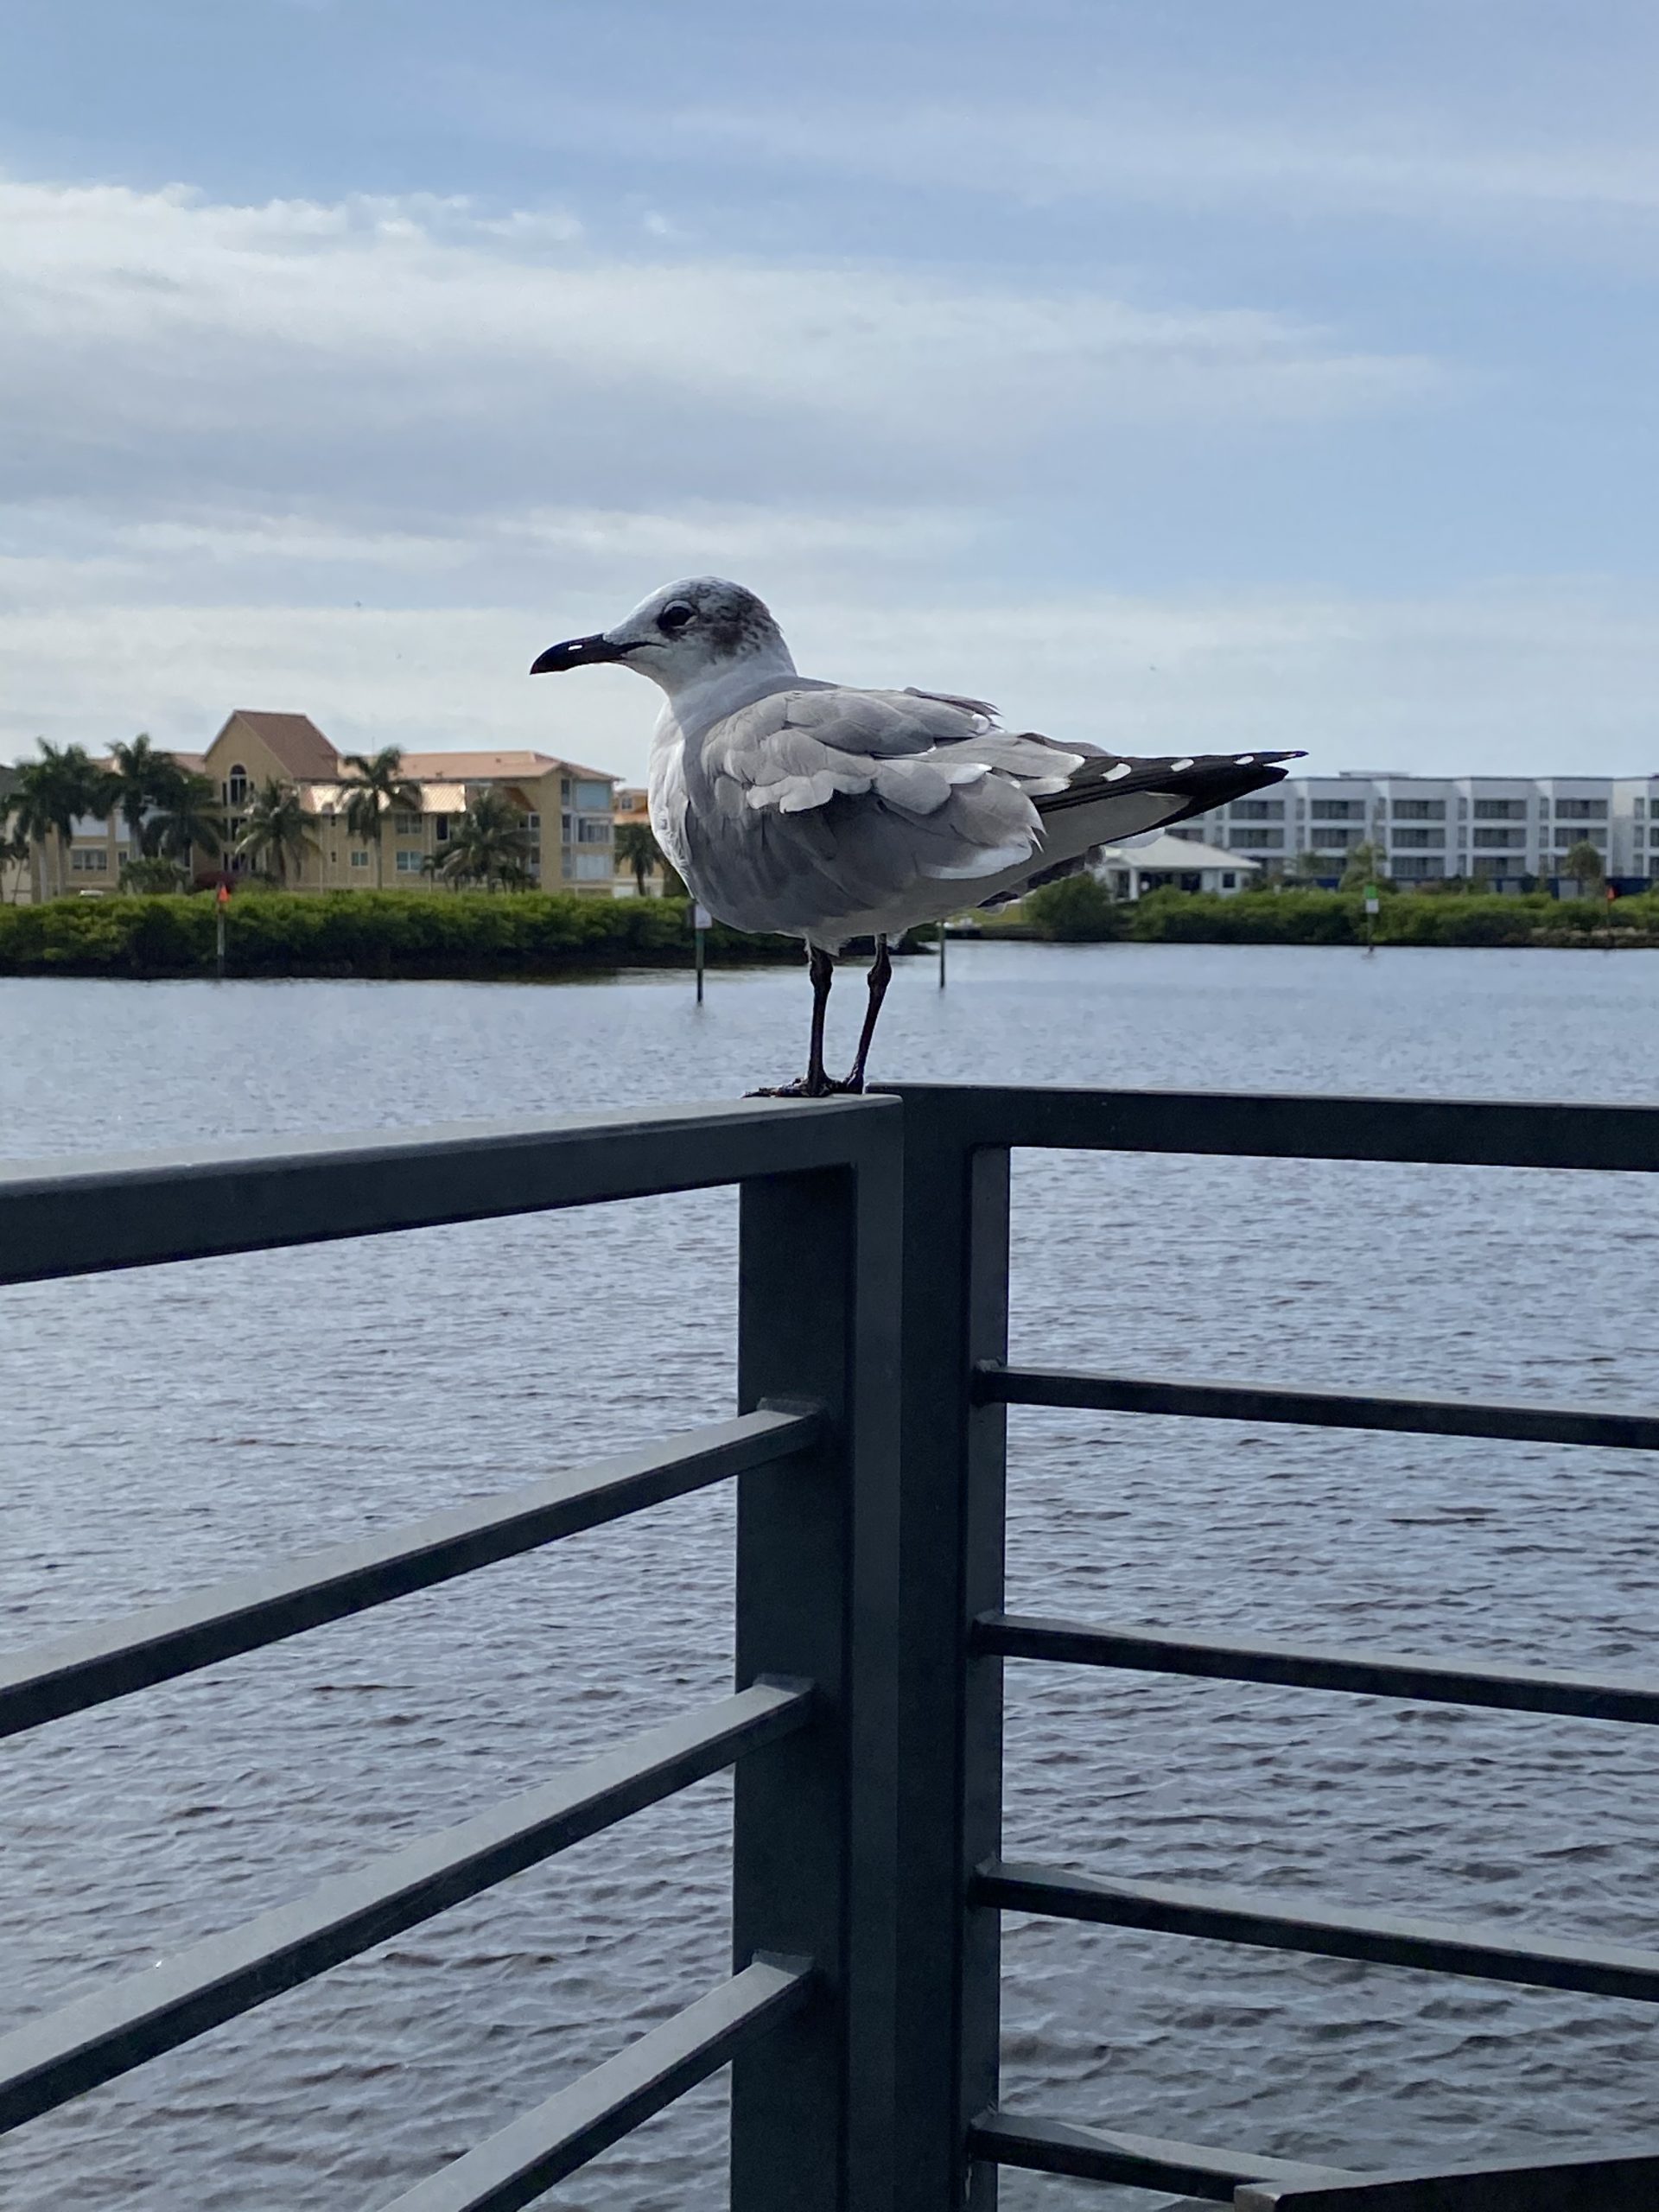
886 1083 1659 1173
0 1093 899 1286
0 1411 817 1740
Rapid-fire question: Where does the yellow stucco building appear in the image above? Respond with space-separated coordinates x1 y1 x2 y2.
47 711 618 896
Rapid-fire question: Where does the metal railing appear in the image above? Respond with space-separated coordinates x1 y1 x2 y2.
3 1084 1659 2209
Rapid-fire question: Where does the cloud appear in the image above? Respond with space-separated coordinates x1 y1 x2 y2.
0 172 1441 532
20 168 1634 786
664 99 1659 232
4 569 1655 781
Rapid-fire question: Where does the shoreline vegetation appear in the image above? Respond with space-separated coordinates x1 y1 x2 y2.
1014 877 1659 949
0 890 805 978
1 881 1656 979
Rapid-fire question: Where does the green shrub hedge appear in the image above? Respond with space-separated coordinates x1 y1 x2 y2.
0 891 802 977
1023 886 1659 947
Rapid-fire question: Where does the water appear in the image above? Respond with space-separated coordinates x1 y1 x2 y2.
2 943 1657 2209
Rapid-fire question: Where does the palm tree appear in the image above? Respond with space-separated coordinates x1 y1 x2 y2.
234 779 320 887
10 741 108 898
1560 839 1605 898
148 771 225 871
340 746 422 888
436 788 532 890
614 819 664 895
1338 842 1387 891
107 734 174 860
0 790 29 905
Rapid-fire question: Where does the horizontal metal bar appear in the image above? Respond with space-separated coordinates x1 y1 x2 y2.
1238 2145 1659 2211
969 2110 1356 2201
0 1094 898 1286
977 1612 1659 1726
885 1084 1659 1173
976 1861 1659 2004
376 1956 814 2212
0 1412 817 1740
979 1364 1659 1452
0 1681 810 2134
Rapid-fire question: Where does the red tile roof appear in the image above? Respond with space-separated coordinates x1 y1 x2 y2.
400 750 616 784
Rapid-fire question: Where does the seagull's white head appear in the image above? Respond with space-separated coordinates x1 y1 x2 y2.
530 577 795 699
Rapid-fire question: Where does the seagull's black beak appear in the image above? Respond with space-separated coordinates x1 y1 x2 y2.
529 633 627 675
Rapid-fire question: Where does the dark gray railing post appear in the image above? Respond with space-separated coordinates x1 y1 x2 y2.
890 1094 1011 2209
733 1103 905 2212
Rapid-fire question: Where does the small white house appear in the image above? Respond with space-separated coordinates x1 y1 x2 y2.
1090 831 1261 900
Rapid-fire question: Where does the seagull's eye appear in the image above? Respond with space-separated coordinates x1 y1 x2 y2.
657 601 696 635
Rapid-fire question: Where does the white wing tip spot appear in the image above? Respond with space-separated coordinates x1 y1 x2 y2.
1236 753 1256 766
1170 757 1195 772
1105 762 1132 782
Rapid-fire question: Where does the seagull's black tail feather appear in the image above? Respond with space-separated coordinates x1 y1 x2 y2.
1034 746 1304 826
989 747 1304 900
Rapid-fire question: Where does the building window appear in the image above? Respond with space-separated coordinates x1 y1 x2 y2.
1472 828 1526 850
1554 798 1608 820
351 849 370 869
1554 826 1607 849
1309 799 1366 821
1221 872 1237 888
226 764 251 807
392 810 422 836
575 779 610 810
1390 829 1445 849
1473 798 1527 820
395 849 425 874
524 812 540 831
1229 799 1284 821
576 817 612 844
70 848 110 873
1649 824 1659 847
574 850 612 880
1392 799 1446 820
1390 855 1444 880
1310 825 1361 849
1228 827 1283 849
434 815 450 843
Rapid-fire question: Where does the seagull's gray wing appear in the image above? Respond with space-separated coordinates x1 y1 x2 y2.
681 685 1084 934
680 681 1303 936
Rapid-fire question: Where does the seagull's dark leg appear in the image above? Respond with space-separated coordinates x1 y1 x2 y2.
749 945 836 1097
804 944 834 1091
834 933 892 1094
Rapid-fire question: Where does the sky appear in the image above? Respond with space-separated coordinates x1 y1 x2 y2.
2 0 1656 780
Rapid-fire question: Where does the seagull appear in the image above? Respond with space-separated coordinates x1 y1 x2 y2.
531 577 1301 1095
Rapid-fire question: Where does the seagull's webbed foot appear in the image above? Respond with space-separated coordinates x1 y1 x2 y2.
747 1074 836 1099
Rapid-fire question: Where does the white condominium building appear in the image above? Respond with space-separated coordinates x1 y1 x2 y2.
1175 773 1659 886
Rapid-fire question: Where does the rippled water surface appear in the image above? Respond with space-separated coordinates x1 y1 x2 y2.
3 943 1658 2209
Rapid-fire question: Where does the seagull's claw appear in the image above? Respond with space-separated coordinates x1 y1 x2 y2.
746 1072 866 1099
